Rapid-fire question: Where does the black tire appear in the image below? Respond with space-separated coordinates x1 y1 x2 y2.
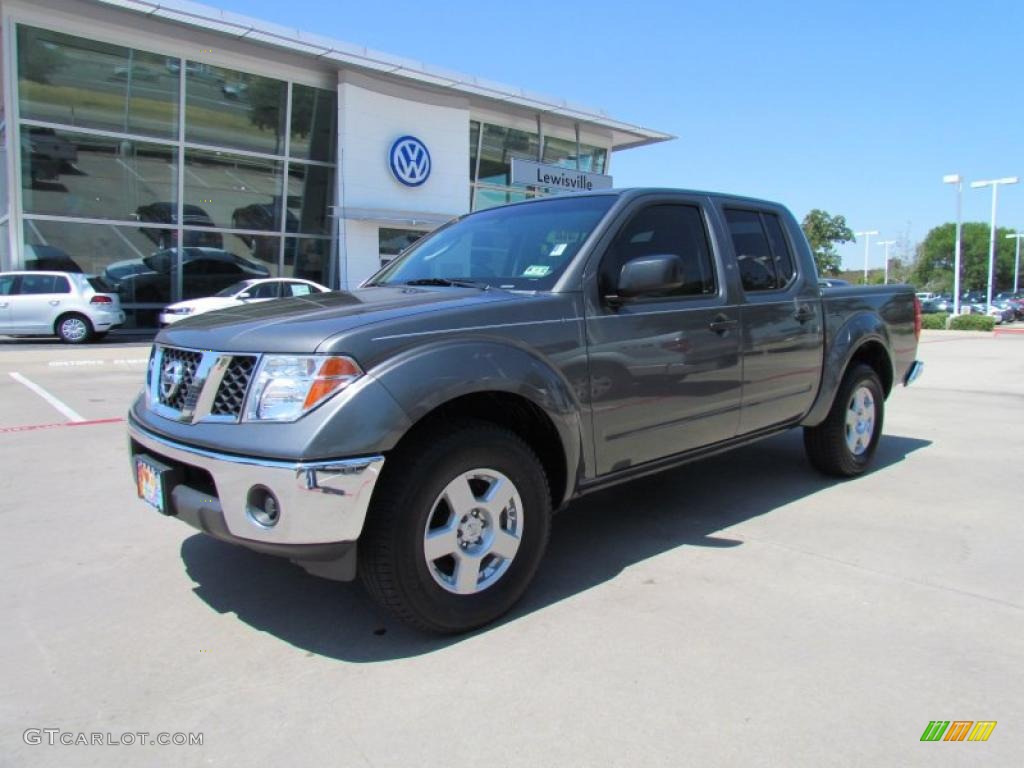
55 313 94 344
359 419 551 634
803 364 885 477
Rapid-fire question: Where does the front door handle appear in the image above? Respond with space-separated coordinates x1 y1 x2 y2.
708 313 738 336
794 305 814 323
49 300 61 306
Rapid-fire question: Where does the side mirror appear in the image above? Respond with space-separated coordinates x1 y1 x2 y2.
613 254 685 300
238 291 253 301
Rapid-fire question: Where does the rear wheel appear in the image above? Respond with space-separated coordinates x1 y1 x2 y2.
359 420 551 633
55 313 94 344
803 364 884 477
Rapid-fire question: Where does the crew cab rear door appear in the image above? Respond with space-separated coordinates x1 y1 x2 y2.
713 200 824 434
583 194 742 475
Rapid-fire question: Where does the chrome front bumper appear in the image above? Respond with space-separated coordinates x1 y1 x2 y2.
128 418 384 546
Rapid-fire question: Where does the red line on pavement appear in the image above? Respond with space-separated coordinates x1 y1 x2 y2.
0 417 124 435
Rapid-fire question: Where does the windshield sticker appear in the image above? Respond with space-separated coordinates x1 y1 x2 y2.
549 243 568 257
522 265 552 278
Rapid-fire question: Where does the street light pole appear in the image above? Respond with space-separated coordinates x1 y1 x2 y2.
855 230 879 284
877 240 896 284
970 177 1019 311
1007 233 1024 294
943 174 964 314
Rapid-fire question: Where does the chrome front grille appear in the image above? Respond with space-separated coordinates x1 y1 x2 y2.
150 345 259 423
211 356 256 417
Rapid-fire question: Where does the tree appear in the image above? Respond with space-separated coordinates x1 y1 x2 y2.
912 222 1018 293
801 209 854 276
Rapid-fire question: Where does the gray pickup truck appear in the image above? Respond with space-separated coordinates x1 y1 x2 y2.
129 189 923 633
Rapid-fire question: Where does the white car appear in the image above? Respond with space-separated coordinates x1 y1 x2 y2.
0 271 125 343
159 278 330 326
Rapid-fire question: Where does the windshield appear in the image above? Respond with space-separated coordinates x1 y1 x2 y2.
215 280 254 297
367 195 616 290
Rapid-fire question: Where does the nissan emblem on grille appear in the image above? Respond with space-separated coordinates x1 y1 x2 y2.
160 359 185 401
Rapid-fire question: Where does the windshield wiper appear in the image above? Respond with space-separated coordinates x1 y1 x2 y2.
402 278 486 289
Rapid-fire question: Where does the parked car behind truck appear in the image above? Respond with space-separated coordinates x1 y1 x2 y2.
128 189 923 633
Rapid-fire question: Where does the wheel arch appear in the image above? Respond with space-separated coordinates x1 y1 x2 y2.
801 312 894 428
371 339 584 510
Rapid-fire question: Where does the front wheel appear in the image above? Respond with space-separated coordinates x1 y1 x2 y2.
803 364 885 477
359 420 551 633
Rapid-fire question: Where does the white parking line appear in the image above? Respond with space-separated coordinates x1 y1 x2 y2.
9 372 86 423
26 219 49 246
186 167 211 188
115 157 144 181
108 224 145 258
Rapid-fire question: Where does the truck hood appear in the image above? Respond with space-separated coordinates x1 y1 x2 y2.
155 285 522 353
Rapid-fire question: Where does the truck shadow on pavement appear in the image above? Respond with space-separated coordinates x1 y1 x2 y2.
180 430 930 662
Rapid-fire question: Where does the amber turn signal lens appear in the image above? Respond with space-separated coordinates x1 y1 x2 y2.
302 357 363 409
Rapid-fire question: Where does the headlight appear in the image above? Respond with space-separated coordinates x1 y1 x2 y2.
244 355 363 422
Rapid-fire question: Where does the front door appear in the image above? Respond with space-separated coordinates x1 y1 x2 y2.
585 199 742 476
718 204 825 434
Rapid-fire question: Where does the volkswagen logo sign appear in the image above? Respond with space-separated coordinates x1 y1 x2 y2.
389 135 431 187
160 359 185 401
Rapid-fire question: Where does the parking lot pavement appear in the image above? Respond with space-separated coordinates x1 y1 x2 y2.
1 330 1022 767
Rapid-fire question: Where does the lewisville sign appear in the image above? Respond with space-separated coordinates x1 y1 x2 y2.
510 158 613 192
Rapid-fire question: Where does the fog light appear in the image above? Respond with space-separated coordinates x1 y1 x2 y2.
246 486 280 528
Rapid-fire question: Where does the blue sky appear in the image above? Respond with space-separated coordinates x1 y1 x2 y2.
217 0 1024 269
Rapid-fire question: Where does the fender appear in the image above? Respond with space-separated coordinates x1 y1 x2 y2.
801 311 894 427
370 337 584 505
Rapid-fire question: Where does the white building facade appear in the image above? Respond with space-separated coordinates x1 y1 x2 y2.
0 0 671 327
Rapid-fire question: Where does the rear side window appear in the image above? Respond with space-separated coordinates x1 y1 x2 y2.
288 282 314 296
17 274 68 294
725 209 796 291
600 204 716 298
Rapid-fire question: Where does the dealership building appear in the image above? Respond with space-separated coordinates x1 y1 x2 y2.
0 0 671 326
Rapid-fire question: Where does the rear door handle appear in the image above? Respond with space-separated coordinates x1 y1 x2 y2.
49 300 61 306
708 313 738 335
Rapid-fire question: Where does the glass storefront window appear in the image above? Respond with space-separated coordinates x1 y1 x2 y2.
379 227 429 266
183 149 283 231
469 120 480 183
290 84 337 163
17 26 179 140
542 136 608 174
283 237 332 287
285 163 334 236
186 64 287 155
472 186 532 211
21 128 176 222
476 123 539 186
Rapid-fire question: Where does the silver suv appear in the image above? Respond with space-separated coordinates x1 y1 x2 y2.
0 271 125 343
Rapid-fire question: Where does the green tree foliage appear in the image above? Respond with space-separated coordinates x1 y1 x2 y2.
801 210 854 276
912 223 1018 293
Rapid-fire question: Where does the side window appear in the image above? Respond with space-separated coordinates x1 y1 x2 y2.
0 276 16 296
288 282 313 297
725 208 796 291
53 276 72 294
599 204 716 298
250 283 280 299
18 274 57 294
